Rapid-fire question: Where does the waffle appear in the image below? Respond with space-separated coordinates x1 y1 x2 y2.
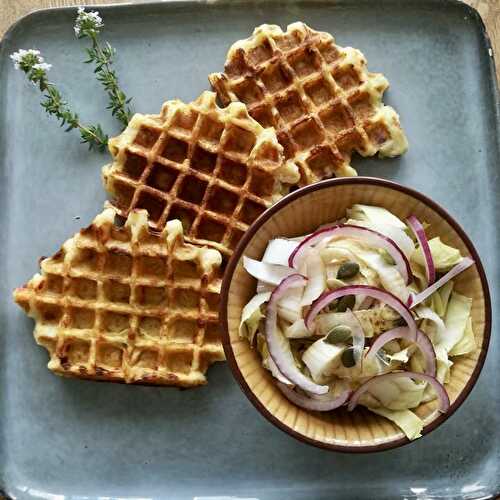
102 91 299 260
209 22 408 185
13 208 225 387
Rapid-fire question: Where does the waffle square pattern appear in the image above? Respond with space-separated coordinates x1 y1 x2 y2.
13 208 225 387
209 22 408 185
102 91 299 259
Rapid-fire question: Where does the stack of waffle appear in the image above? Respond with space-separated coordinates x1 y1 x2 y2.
14 22 408 387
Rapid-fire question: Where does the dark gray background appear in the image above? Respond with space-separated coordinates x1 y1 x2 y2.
0 1 499 498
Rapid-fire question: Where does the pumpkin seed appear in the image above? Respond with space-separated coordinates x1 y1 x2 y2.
325 325 352 344
337 261 360 280
336 294 355 312
341 347 356 368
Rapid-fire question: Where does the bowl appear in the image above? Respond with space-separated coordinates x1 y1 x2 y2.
220 177 491 452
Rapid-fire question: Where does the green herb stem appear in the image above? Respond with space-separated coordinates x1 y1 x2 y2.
84 31 132 127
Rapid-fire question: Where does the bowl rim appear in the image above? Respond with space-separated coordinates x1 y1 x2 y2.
220 176 492 453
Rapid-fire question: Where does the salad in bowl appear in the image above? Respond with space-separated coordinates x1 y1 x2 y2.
239 203 476 441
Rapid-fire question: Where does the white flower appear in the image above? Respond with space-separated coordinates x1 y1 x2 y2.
10 49 43 70
33 62 52 72
74 6 103 36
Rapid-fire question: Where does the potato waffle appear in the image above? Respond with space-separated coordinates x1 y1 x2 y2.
13 208 224 387
209 22 408 185
102 91 299 260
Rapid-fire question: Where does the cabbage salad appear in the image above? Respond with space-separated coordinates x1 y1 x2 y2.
240 204 476 440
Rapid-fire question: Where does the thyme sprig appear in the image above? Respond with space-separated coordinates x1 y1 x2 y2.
75 7 132 127
10 49 108 151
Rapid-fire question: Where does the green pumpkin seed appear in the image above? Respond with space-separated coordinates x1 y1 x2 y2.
337 261 360 280
341 347 356 368
380 249 396 266
336 294 356 312
325 325 352 344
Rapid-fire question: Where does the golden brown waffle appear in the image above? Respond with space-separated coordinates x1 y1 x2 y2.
209 22 408 185
13 208 224 387
102 91 299 260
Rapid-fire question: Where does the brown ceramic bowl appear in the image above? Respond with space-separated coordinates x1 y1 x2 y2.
220 177 491 452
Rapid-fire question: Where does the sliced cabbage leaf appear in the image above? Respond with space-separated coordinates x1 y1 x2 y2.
386 346 414 364
347 204 407 229
355 247 409 302
449 316 477 357
322 241 380 286
410 261 428 294
325 239 409 302
326 275 347 290
284 319 312 338
302 339 345 384
278 286 303 323
358 376 426 411
369 407 423 441
333 348 388 380
243 256 295 285
411 344 452 387
346 218 415 258
262 238 299 266
239 292 271 343
412 237 462 271
438 281 455 317
301 248 326 306
435 345 453 384
316 306 401 338
320 246 355 265
415 305 446 345
441 292 472 352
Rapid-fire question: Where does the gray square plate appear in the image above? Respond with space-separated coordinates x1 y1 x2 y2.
1 1 499 498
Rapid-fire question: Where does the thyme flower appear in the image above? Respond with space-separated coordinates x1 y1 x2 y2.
75 7 132 127
10 49 108 151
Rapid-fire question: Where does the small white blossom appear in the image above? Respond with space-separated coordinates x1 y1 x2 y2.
33 62 52 72
10 49 43 69
74 7 104 37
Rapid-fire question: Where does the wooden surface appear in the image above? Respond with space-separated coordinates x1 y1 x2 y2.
1 0 499 82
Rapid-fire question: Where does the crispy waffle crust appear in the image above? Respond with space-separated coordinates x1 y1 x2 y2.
13 208 225 387
102 91 299 260
209 22 408 185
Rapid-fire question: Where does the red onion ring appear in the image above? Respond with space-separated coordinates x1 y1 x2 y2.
410 257 474 308
288 224 413 285
266 274 329 395
365 327 436 377
348 372 450 413
306 285 418 341
407 215 435 284
277 383 351 411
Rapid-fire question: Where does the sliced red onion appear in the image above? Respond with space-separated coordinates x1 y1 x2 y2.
277 383 351 411
306 285 417 341
348 371 450 413
365 327 436 377
407 215 435 284
266 274 328 395
268 357 293 386
410 257 474 308
288 224 412 284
